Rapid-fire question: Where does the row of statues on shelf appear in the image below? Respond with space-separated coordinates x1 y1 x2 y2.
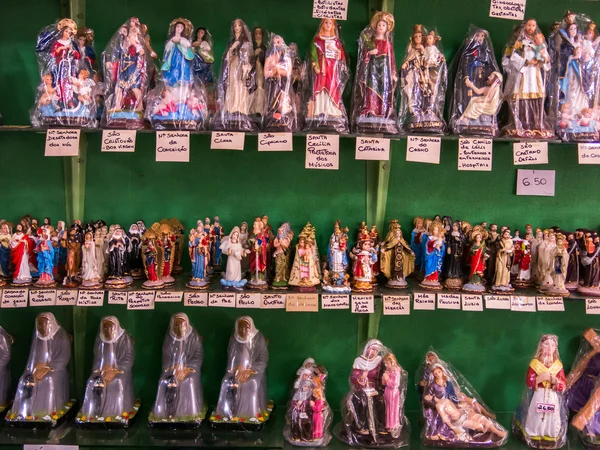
29 11 600 142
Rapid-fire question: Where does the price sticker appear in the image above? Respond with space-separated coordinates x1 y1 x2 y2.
516 169 555 196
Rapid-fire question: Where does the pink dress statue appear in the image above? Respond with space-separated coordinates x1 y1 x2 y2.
312 397 325 439
384 364 401 430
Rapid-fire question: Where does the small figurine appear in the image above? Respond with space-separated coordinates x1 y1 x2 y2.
579 234 600 297
411 216 427 275
128 223 144 279
544 233 569 296
322 221 350 293
0 223 12 282
247 217 269 289
81 230 102 289
272 223 294 289
220 226 249 290
0 327 12 416
187 227 209 289
514 238 533 288
249 26 267 122
10 224 33 286
33 227 56 288
295 358 328 388
141 228 164 289
565 232 580 291
289 224 321 292
157 223 176 287
490 228 515 294
513 334 568 449
210 316 274 429
192 27 216 115
349 226 379 292
211 216 224 271
104 227 132 289
443 220 465 290
539 231 557 292
149 313 206 429
420 220 445 290
380 220 414 289
77 316 138 427
169 218 185 275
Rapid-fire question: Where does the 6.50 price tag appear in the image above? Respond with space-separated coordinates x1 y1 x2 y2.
516 169 555 197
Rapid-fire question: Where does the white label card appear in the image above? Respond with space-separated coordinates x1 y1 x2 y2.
537 296 565 312
321 294 350 310
413 292 436 310
458 138 493 171
209 292 237 308
184 292 208 307
236 293 261 308
45 129 80 156
312 0 348 20
406 136 441 164
586 298 600 314
437 293 461 310
56 290 78 306
108 291 128 305
1 288 28 308
351 295 374 314
258 133 293 151
355 137 390 161
462 295 484 311
29 289 57 307
156 131 190 162
261 293 286 309
305 134 339 170
77 290 105 306
127 291 156 310
516 169 555 197
155 291 183 303
485 294 511 310
101 130 136 152
511 295 536 312
513 142 548 165
578 144 600 164
383 295 410 315
489 0 526 20
211 131 245 150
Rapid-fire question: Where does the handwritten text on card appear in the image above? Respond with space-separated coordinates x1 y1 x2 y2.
458 138 492 171
513 142 548 165
211 132 245 150
101 130 136 152
258 133 293 151
406 136 441 164
45 129 80 157
156 131 190 162
306 134 339 170
355 137 390 161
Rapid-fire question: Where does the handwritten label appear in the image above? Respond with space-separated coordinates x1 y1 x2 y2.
578 144 600 164
489 0 526 20
77 290 105 306
355 137 390 161
458 138 492 171
209 292 237 308
306 134 339 170
413 292 436 310
352 295 374 314
29 289 57 307
155 291 183 303
56 290 78 306
1 289 28 308
484 294 511 310
406 136 441 164
101 129 136 152
286 294 319 312
156 131 190 162
45 129 81 156
383 295 410 315
258 133 293 151
513 142 548 165
236 292 261 308
108 291 127 305
211 131 245 150
312 0 348 20
437 293 461 310
261 293 286 309
127 291 156 310
321 294 350 310
511 295 536 312
537 296 565 312
462 294 483 311
535 402 556 414
184 292 208 307
586 298 600 314
516 169 555 197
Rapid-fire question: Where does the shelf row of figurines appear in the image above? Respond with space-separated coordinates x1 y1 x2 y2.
30 11 600 142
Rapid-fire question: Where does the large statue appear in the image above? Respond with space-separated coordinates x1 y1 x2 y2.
0 327 12 416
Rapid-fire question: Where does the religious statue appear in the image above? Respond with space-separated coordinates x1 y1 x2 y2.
565 232 581 291
322 221 350 293
0 327 12 416
420 220 446 290
128 223 144 279
247 217 269 289
380 220 414 289
141 228 164 289
350 226 379 292
490 228 514 293
34 227 56 288
411 216 427 275
104 227 132 288
80 230 102 289
9 224 33 286
272 223 294 289
187 227 210 289
249 26 267 122
192 27 216 114
578 233 600 297
0 223 12 283
220 226 249 290
211 216 224 271
289 224 321 292
443 220 465 290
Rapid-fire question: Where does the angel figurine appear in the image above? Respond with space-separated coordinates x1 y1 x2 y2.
380 220 414 289
323 221 351 293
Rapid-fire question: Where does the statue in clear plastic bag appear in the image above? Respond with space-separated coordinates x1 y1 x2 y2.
0 327 12 415
250 27 268 122
352 12 399 134
192 27 216 115
77 316 137 428
149 313 206 429
146 18 208 130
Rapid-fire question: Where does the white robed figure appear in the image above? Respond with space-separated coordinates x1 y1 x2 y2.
220 227 248 289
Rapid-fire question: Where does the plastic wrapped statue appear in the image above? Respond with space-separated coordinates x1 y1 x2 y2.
149 313 205 429
352 12 399 134
77 316 137 427
399 24 447 134
418 350 507 447
250 26 268 122
103 17 155 129
323 221 351 293
289 224 321 291
501 19 554 138
7 313 74 428
289 43 305 129
214 18 258 131
32 19 98 127
578 233 600 297
566 329 600 416
304 19 350 133
192 27 216 115
0 327 12 414
210 316 274 429
271 222 294 289
449 27 502 137
513 334 568 449
337 339 409 448
146 18 208 130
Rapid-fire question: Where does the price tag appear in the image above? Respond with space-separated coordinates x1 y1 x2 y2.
184 292 208 307
286 294 319 312
516 169 555 197
209 292 237 307
29 289 57 307
355 137 390 161
511 295 536 312
578 143 600 164
211 131 245 150
489 0 526 20
261 293 286 309
413 292 436 310
155 291 183 303
306 134 339 170
258 133 293 151
484 294 511 310
586 298 600 314
383 295 410 315
56 290 78 306
351 295 374 314
406 136 441 164
321 294 350 310
77 290 105 306
1 288 28 308
458 138 492 171
462 294 483 311
236 292 261 308
127 291 155 310
312 0 348 20
108 291 128 305
513 142 548 165
156 131 190 162
101 129 136 152
45 129 80 156
437 293 461 310
537 296 565 311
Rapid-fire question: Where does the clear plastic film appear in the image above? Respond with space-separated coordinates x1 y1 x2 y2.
31 19 98 128
191 27 217 117
351 12 399 135
512 334 568 449
336 339 410 448
289 43 306 130
145 18 208 130
303 19 350 133
398 24 447 135
0 327 12 409
250 27 269 125
418 349 507 448
449 26 502 137
284 358 332 446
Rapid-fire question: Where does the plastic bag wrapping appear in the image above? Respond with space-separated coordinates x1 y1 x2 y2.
289 43 306 130
500 19 554 139
0 327 12 409
102 17 156 129
250 27 269 126
351 12 398 135
336 339 410 448
284 358 332 447
145 18 208 131
417 349 507 448
398 24 447 135
512 334 568 449
303 19 350 133
547 11 600 142
149 313 205 428
449 26 502 137
213 19 259 132
31 19 98 128
191 27 217 117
